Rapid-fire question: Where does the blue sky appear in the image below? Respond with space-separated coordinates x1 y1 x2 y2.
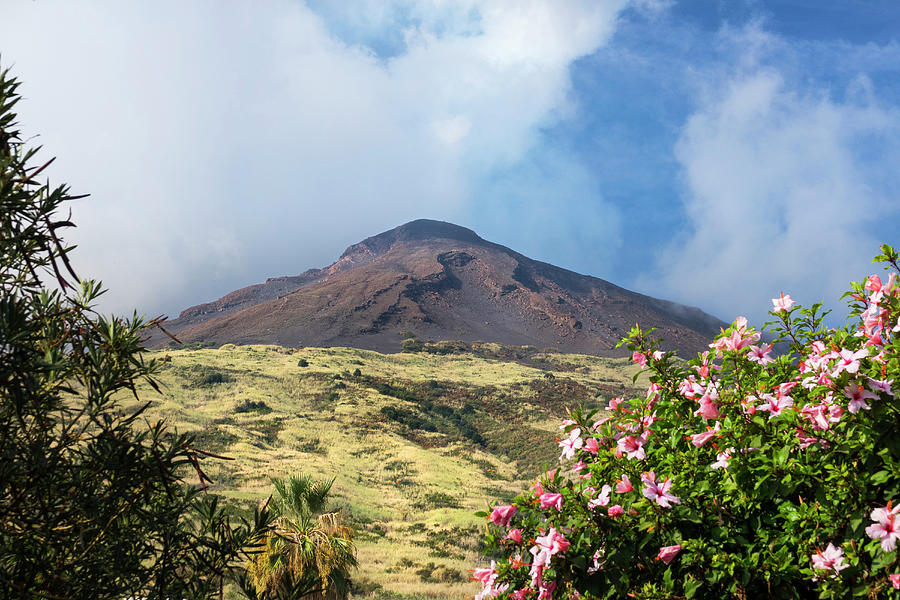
2 1 899 328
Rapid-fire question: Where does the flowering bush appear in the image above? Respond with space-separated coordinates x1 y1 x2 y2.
473 245 900 599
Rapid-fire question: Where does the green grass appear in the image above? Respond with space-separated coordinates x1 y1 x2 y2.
130 344 642 598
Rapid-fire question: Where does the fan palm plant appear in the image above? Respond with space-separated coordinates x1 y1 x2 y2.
245 475 357 600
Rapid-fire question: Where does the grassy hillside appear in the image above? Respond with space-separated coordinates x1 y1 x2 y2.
130 343 642 598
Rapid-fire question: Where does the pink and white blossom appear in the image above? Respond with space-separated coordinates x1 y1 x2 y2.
832 348 868 376
694 393 721 420
842 383 877 414
558 428 583 460
811 543 848 578
616 434 647 460
690 422 720 447
657 544 682 565
539 493 563 511
866 503 900 552
488 504 517 527
711 448 733 470
772 293 795 313
587 485 612 511
587 549 604 574
757 392 794 419
868 377 895 397
748 343 775 365
640 472 680 508
632 351 647 368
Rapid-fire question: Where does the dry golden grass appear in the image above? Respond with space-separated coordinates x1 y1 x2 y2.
128 344 641 598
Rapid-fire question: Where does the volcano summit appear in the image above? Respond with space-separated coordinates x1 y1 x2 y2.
151 220 723 356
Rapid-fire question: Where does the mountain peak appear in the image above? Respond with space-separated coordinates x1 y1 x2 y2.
339 219 484 259
152 219 725 356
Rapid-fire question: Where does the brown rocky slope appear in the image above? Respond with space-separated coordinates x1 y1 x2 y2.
150 220 724 356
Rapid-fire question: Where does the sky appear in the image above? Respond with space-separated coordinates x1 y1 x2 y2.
2 0 899 328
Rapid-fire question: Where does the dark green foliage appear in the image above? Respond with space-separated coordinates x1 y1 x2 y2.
297 437 327 455
414 562 465 583
399 338 469 355
166 363 236 386
376 382 421 402
416 491 461 510
234 399 273 414
380 405 437 432
297 358 309 367
251 418 284 447
0 67 271 599
193 423 241 453
400 337 425 352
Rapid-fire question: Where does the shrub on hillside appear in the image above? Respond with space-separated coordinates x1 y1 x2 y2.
473 245 900 599
234 399 272 414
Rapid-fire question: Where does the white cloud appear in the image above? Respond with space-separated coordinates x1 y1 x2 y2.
651 61 900 325
0 0 629 316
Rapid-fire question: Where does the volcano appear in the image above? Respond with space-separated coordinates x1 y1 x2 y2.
150 219 724 356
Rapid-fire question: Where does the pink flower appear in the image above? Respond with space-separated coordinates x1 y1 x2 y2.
615 474 633 494
657 544 682 565
832 348 868 376
679 377 704 398
843 383 877 413
539 493 563 511
587 484 612 510
488 504 517 527
607 504 624 518
710 321 758 353
796 430 829 450
472 561 497 585
535 528 570 555
640 471 681 508
632 351 648 368
587 549 604 574
811 543 848 578
607 397 624 411
511 590 529 600
616 434 647 460
800 402 837 431
866 503 900 552
694 395 720 420
505 528 523 543
757 392 793 419
537 580 556 600
583 436 599 454
868 377 895 397
558 428 583 460
866 274 884 293
711 448 732 470
473 561 502 600
748 343 775 365
772 292 795 313
890 574 900 590
593 416 613 429
690 422 720 447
